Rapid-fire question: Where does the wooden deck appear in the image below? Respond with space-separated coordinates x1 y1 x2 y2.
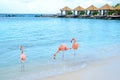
56 15 120 20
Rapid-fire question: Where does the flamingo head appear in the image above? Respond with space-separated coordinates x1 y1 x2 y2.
20 45 24 51
71 38 76 43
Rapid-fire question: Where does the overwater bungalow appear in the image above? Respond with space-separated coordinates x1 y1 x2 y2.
86 5 98 16
99 4 114 16
58 4 120 19
60 6 72 16
73 6 85 16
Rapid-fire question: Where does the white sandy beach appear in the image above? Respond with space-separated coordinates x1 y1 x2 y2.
41 55 120 80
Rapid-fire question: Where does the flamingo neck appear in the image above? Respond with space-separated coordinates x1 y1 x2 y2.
21 50 24 54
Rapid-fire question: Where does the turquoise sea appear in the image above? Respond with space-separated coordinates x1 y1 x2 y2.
0 17 120 80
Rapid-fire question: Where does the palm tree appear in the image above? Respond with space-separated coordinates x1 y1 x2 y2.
115 3 120 7
114 3 120 15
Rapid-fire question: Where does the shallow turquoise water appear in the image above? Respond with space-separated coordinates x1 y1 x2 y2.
0 17 120 80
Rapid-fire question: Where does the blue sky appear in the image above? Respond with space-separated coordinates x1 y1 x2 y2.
0 0 119 14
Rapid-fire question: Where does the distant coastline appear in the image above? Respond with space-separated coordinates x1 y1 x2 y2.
0 3 120 20
0 13 57 17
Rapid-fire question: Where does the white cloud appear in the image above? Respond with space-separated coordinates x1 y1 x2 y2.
0 0 120 14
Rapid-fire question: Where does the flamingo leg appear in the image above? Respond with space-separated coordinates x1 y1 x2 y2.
21 62 23 72
74 50 75 56
21 62 25 72
23 62 25 71
62 52 64 59
62 51 64 59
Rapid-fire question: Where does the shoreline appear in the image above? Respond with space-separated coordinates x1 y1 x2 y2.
41 55 120 80
0 14 120 20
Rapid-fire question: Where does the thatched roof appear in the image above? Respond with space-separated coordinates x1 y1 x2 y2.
115 5 120 10
60 6 71 11
73 6 84 11
99 4 114 10
86 5 98 10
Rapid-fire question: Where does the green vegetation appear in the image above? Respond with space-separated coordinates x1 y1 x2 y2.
112 3 120 8
80 11 85 15
92 11 99 15
114 3 120 15
108 11 115 15
115 3 120 7
118 10 120 15
67 11 73 15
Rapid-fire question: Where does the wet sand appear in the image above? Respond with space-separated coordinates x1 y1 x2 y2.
41 55 120 80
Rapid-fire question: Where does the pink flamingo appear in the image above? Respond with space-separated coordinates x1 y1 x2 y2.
71 38 79 56
20 51 26 63
53 44 70 59
20 45 26 62
20 45 26 71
